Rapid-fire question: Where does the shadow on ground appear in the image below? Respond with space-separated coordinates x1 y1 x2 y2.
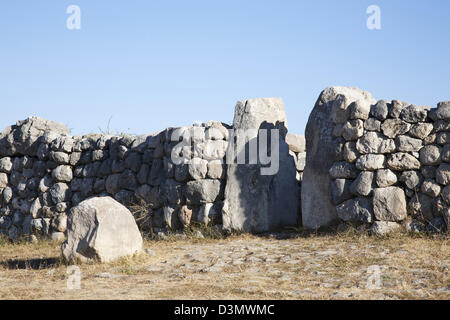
0 257 61 270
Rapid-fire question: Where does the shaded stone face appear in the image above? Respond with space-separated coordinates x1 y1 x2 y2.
330 178 352 205
222 98 299 233
336 197 373 223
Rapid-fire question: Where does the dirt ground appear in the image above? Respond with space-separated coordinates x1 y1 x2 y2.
0 231 448 300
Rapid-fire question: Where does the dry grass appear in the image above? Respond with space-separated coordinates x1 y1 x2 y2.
0 231 448 300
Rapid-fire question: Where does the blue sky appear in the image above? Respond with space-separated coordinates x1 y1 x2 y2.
0 1 449 136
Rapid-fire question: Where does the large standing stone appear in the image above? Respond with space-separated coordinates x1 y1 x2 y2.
222 98 299 232
373 187 407 221
302 87 376 229
61 196 143 263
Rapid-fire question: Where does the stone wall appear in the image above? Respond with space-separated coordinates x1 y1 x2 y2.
0 110 305 240
303 86 449 234
0 118 230 240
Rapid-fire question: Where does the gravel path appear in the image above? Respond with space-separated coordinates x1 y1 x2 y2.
0 235 448 299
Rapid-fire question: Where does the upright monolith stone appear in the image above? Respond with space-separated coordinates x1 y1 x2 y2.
302 87 376 229
222 98 299 233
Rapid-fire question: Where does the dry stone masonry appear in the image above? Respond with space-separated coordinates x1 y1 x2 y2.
0 99 305 241
0 118 232 240
1 87 447 241
302 86 449 234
